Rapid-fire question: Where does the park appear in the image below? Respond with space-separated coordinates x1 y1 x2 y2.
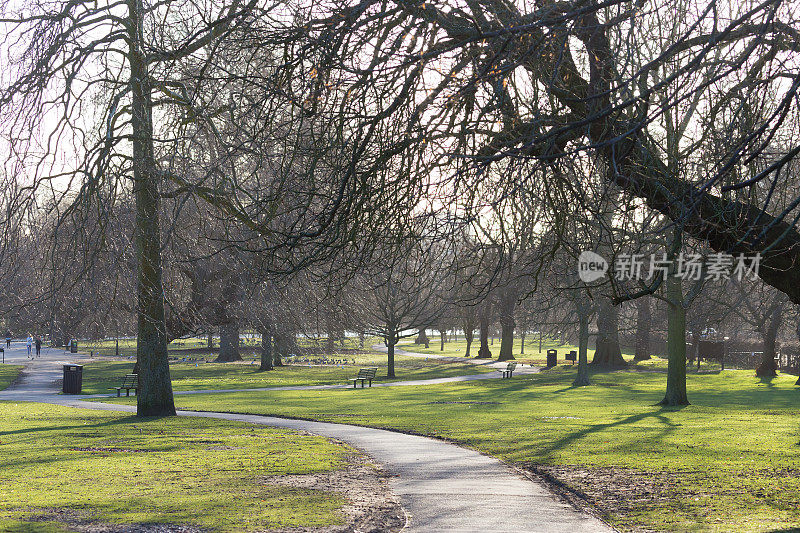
0 0 799 531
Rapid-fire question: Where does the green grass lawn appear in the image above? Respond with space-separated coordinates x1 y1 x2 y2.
78 351 493 395
80 337 256 357
398 338 726 373
0 365 23 391
0 402 362 532
81 335 384 358
104 364 800 532
398 336 591 365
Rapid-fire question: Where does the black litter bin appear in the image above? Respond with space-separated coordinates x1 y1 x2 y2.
546 349 558 368
70 340 78 353
63 364 83 394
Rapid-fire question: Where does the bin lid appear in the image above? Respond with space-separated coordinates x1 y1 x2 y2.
63 364 83 370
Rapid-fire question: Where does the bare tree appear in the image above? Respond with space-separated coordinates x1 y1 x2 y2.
357 241 446 378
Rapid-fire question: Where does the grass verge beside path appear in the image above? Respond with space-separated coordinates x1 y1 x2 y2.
80 336 383 358
398 337 596 366
0 365 23 391
399 339 725 372
104 366 800 532
0 403 357 532
77 352 493 395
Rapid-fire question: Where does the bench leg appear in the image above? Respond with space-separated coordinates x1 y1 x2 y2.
117 390 121 397
353 381 357 389
126 389 130 397
368 379 372 387
361 379 365 388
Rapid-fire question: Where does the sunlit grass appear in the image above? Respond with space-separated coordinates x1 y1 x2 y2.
398 335 604 365
398 337 725 373
103 365 800 532
0 402 353 532
78 351 493 395
0 365 22 391
82 335 383 358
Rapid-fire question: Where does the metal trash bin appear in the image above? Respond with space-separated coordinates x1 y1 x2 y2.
546 349 558 368
70 340 78 353
63 364 83 394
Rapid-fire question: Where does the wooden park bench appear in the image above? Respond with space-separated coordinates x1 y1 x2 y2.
349 367 378 388
111 374 139 397
565 351 577 365
497 362 517 378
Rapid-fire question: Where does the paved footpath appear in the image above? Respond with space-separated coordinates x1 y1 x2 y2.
0 343 615 533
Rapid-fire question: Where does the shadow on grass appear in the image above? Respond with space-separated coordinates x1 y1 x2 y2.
759 375 777 388
0 415 140 438
537 407 683 461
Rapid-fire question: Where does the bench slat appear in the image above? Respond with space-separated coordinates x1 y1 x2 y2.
110 374 139 397
350 368 378 388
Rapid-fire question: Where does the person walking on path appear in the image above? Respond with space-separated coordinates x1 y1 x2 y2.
5 330 10 348
26 334 33 358
35 336 42 357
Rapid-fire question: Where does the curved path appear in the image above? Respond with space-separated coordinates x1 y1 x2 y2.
0 343 614 533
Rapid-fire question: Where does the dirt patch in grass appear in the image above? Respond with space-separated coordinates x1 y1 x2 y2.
21 448 404 533
521 463 677 532
260 450 405 532
69 446 156 453
25 508 202 532
426 401 501 405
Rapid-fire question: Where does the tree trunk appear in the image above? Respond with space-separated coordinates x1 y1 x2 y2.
661 273 689 406
129 0 174 417
325 315 336 354
498 320 515 361
686 329 697 365
272 329 285 366
207 331 214 349
259 328 273 371
386 329 397 378
634 297 652 361
591 299 627 367
286 327 299 356
439 329 446 351
358 329 365 349
520 331 525 355
795 319 800 386
497 290 516 361
415 329 430 348
216 321 242 362
463 318 475 357
573 306 591 387
325 334 335 355
476 309 492 358
756 305 783 377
